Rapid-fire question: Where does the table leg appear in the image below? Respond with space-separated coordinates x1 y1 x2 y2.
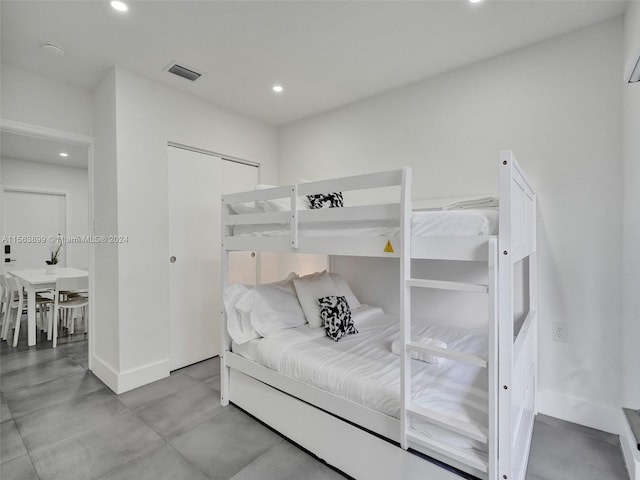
27 286 36 346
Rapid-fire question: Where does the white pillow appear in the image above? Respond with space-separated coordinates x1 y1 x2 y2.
223 284 259 344
258 197 294 212
293 271 342 328
228 202 260 215
235 273 307 337
329 273 361 309
297 270 324 280
298 270 361 310
255 184 309 212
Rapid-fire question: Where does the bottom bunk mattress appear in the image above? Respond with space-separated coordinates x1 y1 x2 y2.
231 306 489 452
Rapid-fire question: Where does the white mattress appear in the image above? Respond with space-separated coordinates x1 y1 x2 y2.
231 338 260 361
233 306 489 451
232 208 498 238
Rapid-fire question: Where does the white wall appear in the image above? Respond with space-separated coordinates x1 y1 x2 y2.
0 158 89 268
0 64 93 136
621 3 640 477
623 1 640 411
279 19 624 433
92 70 121 377
92 67 278 392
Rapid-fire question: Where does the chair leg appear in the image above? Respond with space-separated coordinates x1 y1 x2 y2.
3 307 14 342
52 306 58 348
1 298 13 341
0 302 9 340
37 305 42 332
69 308 75 335
42 305 47 334
47 306 53 340
12 297 23 347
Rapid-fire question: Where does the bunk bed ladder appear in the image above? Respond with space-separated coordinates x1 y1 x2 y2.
399 167 412 452
400 232 499 478
488 236 499 480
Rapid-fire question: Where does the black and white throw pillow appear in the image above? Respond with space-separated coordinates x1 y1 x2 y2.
307 192 344 209
318 295 357 342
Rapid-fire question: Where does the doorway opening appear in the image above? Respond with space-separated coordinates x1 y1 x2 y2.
0 121 93 367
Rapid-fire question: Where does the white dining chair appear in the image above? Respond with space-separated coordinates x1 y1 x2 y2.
0 275 55 347
2 276 23 345
35 293 54 340
8 286 52 348
58 287 88 334
0 275 8 339
52 276 89 348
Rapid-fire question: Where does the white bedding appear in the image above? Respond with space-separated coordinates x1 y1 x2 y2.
232 339 260 361
234 306 489 451
232 208 498 238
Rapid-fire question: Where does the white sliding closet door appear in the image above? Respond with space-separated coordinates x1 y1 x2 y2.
168 146 258 371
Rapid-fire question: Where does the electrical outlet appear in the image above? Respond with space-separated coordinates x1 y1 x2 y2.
553 322 567 343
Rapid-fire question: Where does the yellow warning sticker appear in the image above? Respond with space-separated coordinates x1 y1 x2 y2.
384 240 394 253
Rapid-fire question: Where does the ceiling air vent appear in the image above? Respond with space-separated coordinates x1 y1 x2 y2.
166 63 202 82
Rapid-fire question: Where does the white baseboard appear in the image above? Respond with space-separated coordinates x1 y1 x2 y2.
91 355 120 393
537 390 620 435
90 355 169 394
622 410 640 480
118 359 169 394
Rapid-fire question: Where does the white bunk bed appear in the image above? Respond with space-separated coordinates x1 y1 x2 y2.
220 150 537 480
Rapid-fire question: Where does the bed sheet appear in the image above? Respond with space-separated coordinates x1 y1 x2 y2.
238 307 489 451
232 339 260 362
232 208 498 238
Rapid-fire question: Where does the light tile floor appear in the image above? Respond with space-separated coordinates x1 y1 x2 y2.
0 321 630 480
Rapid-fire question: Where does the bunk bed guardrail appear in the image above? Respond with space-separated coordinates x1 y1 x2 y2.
222 169 409 257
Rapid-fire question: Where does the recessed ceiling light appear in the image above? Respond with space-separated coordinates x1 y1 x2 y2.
111 1 128 12
469 0 484 3
41 43 65 56
272 85 284 94
59 152 68 157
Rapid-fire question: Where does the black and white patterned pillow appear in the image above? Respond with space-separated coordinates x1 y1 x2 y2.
318 295 357 342
307 192 344 209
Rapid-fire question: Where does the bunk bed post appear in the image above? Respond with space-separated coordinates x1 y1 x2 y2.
530 196 538 413
498 150 515 480
399 167 412 450
220 196 231 407
290 184 299 249
488 237 499 480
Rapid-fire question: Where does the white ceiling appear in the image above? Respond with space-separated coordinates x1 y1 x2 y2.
1 131 89 169
0 0 628 126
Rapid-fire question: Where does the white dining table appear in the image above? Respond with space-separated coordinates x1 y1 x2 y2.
8 267 88 346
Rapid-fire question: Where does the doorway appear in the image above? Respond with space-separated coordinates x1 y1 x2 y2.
0 122 93 362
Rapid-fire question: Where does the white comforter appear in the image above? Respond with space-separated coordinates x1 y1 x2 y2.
254 307 489 450
233 208 499 238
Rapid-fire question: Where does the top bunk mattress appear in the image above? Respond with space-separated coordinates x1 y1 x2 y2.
232 208 499 238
